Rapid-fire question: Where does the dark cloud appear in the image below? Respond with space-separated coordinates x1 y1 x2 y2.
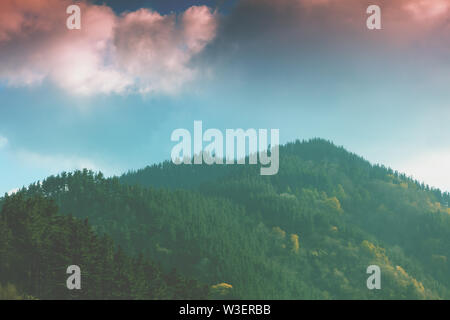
195 0 450 102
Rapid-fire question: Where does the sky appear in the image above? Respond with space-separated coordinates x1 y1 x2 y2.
1 0 450 194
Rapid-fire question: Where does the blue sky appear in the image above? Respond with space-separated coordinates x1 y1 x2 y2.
1 0 450 194
93 0 238 14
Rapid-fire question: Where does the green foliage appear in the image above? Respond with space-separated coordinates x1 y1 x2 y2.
0 194 208 300
0 283 23 300
3 138 449 299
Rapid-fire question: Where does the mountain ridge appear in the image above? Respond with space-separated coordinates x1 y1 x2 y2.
2 138 449 299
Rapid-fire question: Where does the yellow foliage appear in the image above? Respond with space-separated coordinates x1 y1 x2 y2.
0 283 23 300
361 240 388 263
399 182 408 189
395 266 426 297
327 196 342 212
272 226 286 239
330 226 338 232
211 283 233 296
361 240 376 252
426 199 446 213
395 265 408 277
361 241 433 299
211 283 232 289
290 234 300 253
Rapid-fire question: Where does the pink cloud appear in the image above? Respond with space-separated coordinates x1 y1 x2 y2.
114 6 217 94
301 0 450 33
248 0 450 40
0 0 63 41
1 0 447 96
0 1 218 95
182 5 218 54
228 0 450 63
403 0 450 21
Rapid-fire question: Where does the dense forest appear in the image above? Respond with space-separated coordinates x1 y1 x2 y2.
1 138 449 299
0 194 208 299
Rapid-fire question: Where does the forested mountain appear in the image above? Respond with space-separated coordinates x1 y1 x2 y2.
1 139 449 299
0 194 208 299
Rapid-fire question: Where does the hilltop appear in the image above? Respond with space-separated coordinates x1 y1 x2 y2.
1 138 449 299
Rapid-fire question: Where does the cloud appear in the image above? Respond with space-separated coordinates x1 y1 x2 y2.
15 149 108 174
1 0 446 97
403 0 450 21
207 0 450 58
7 188 19 196
114 6 218 94
393 150 450 192
195 0 450 104
0 0 218 95
0 135 8 149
